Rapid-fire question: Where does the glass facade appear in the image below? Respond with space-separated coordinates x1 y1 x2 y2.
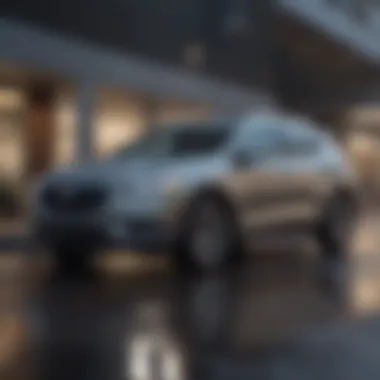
0 88 24 182
0 81 213 227
0 85 213 180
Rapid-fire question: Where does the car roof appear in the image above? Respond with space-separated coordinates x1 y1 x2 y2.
160 111 282 128
160 112 326 135
160 118 234 131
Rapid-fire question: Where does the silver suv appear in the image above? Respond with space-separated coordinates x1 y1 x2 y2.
32 113 358 272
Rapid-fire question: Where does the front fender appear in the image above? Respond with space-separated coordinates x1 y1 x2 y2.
165 183 238 229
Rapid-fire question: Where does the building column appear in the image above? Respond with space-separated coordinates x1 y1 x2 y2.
76 81 96 163
24 82 56 181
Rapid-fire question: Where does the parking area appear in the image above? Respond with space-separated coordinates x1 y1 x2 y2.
0 207 378 379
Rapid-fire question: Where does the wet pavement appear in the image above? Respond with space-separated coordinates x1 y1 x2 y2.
1 210 380 379
27 256 345 380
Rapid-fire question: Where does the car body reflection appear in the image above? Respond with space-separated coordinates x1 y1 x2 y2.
126 301 186 380
13 228 380 380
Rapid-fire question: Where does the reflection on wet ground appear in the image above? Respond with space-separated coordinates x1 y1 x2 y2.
28 257 342 380
1 211 380 379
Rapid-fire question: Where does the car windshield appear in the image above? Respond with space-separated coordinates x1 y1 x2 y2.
113 129 167 158
113 124 231 159
169 127 231 157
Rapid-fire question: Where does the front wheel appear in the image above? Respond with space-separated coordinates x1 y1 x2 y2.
51 244 95 279
174 196 242 271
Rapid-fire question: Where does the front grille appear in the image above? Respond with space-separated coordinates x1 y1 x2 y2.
41 184 106 212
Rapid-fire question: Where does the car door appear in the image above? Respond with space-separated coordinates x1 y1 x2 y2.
223 116 295 232
256 118 325 227
285 123 349 218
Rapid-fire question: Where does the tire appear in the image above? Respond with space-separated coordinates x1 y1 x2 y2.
315 191 357 260
51 244 95 279
173 194 242 272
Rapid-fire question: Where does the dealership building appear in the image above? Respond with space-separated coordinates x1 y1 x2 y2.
1 0 380 185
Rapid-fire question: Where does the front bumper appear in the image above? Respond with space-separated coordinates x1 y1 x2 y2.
33 214 173 252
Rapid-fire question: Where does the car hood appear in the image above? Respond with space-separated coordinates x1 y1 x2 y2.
43 157 162 185
42 155 226 188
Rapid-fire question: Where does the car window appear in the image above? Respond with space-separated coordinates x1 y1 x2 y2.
276 120 321 157
236 116 286 157
242 127 284 157
112 123 231 159
168 126 231 157
112 129 170 158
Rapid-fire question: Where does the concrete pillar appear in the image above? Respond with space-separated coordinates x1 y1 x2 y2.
76 82 96 163
24 82 56 181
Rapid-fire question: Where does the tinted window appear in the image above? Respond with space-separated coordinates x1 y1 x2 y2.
236 117 287 157
113 129 169 158
169 128 231 157
112 124 230 159
277 121 320 156
250 128 284 156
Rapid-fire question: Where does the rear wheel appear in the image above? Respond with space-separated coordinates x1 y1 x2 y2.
315 191 357 259
174 195 242 272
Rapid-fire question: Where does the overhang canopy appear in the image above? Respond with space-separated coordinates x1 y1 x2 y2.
0 19 275 111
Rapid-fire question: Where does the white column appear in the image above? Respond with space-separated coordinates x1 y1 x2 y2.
76 81 96 162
